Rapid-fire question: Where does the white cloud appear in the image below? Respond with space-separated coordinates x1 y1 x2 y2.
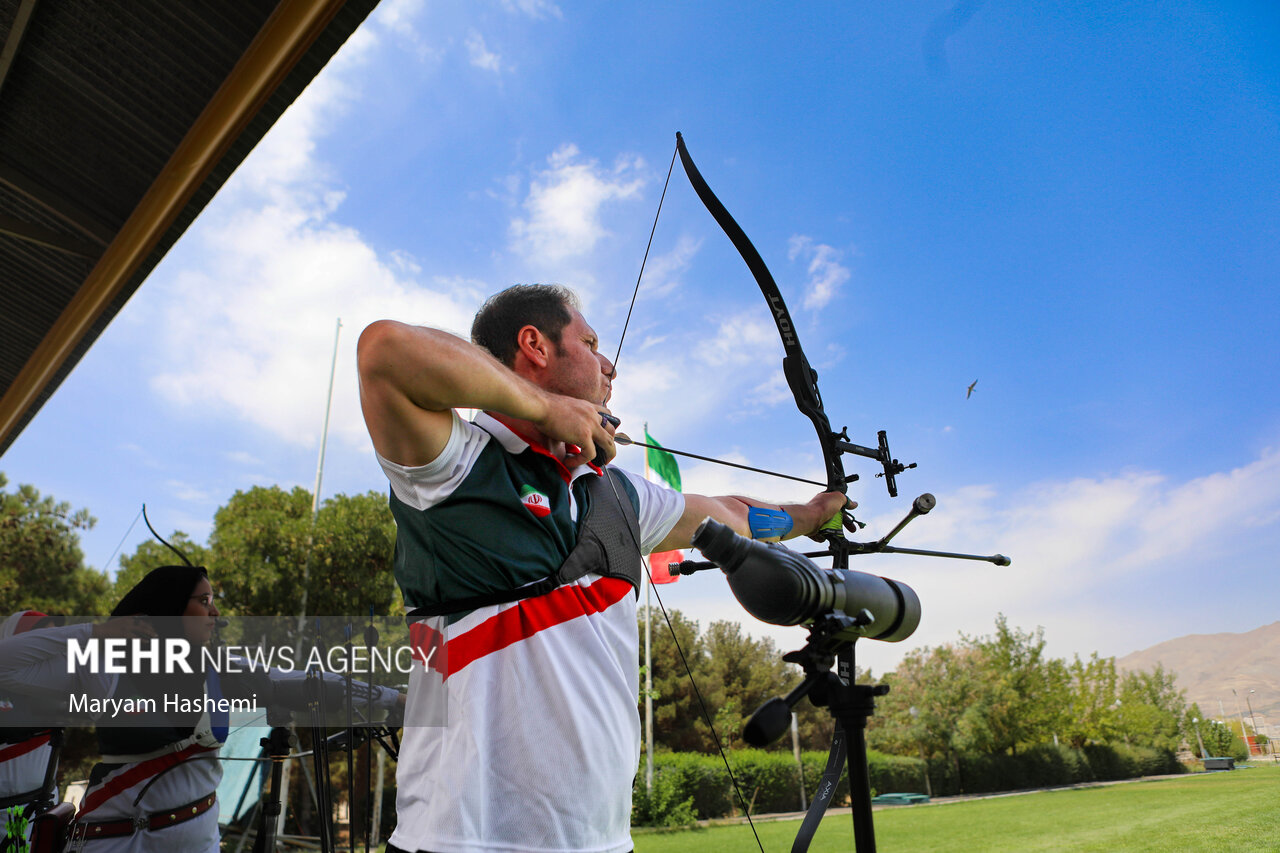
853 446 1280 665
465 30 502 72
150 212 478 450
166 480 215 504
627 441 1280 677
788 235 851 310
746 373 793 409
375 0 427 38
509 144 646 265
691 313 781 368
501 0 564 19
635 234 701 298
145 19 481 452
223 450 262 467
366 0 441 62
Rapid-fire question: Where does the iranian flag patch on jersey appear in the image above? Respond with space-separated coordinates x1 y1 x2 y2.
520 485 551 518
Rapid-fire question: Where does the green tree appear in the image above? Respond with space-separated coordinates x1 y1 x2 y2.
0 473 109 616
1183 703 1232 757
1061 652 1123 748
1197 716 1247 759
956 615 1068 755
1116 665 1185 751
113 531 210 598
639 610 819 754
204 485 399 625
641 607 707 752
871 643 981 769
696 620 793 752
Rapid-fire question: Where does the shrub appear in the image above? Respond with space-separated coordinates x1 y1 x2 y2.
632 763 698 828
629 743 1183 823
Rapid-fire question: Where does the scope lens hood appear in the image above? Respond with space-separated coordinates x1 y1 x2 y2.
692 518 834 625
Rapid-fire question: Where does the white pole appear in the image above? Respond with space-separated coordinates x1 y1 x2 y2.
312 318 343 520
282 317 342 840
645 569 654 792
297 316 342 620
791 712 806 810
372 747 387 846
643 436 654 793
1233 689 1253 756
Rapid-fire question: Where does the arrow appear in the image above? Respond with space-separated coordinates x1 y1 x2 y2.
615 432 829 488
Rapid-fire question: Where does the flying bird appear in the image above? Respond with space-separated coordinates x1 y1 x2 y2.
966 380 978 399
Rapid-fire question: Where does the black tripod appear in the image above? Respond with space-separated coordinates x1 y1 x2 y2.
250 707 295 853
743 612 888 853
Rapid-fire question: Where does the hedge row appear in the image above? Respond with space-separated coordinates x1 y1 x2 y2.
631 744 1183 824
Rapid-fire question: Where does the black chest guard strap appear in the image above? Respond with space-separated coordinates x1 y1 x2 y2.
408 468 643 622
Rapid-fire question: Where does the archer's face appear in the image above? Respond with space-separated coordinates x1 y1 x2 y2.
182 577 220 646
544 309 615 405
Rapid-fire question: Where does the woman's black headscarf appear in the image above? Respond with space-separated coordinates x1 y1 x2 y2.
96 565 212 757
111 565 208 621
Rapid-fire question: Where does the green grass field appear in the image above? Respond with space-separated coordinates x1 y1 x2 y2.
633 765 1280 852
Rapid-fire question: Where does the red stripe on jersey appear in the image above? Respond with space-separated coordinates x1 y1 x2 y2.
77 743 216 818
409 621 447 674
0 732 49 762
444 577 633 678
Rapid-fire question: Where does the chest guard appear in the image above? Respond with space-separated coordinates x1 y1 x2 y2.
555 468 642 588
408 468 642 621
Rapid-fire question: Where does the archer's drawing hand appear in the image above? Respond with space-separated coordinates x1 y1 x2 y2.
535 392 617 468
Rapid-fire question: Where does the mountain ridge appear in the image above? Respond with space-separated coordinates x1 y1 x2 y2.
1116 621 1280 733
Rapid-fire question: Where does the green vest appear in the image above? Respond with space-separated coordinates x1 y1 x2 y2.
389 434 640 622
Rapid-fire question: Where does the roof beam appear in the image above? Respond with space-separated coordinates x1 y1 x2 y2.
0 0 39 98
0 161 116 246
0 0 351 454
0 214 102 257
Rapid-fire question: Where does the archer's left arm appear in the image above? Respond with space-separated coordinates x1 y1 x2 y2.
653 491 851 553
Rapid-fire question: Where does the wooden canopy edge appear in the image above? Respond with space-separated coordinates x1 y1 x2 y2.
0 0 354 455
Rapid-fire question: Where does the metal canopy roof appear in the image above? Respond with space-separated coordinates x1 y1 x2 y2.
0 0 379 457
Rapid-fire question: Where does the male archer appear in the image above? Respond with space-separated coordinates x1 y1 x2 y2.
358 283 849 853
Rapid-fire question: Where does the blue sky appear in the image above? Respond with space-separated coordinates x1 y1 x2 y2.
5 0 1280 676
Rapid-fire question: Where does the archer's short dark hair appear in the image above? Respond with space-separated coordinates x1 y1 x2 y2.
471 284 580 367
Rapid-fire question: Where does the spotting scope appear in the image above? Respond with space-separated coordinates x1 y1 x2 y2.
690 518 921 643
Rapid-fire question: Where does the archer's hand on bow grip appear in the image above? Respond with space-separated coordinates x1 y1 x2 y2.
801 493 857 542
810 497 864 540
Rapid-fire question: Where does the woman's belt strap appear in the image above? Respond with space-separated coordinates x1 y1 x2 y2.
70 793 216 839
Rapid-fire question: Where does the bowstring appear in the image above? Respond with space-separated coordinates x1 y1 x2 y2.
611 144 678 369
605 137 765 852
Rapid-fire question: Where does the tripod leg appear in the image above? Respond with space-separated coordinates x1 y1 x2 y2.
816 645 883 853
253 728 290 853
845 713 877 853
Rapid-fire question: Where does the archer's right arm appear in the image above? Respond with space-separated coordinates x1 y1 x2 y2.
356 320 611 468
